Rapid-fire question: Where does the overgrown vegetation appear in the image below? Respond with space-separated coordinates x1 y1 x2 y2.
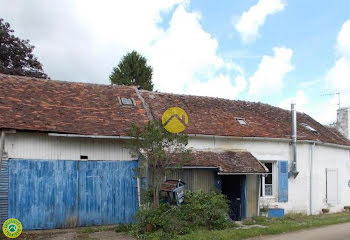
114 210 350 240
123 191 231 239
128 121 190 207
178 212 350 240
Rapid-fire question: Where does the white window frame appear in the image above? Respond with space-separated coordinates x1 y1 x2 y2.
261 161 277 198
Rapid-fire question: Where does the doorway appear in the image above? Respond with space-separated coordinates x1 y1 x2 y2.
221 175 246 220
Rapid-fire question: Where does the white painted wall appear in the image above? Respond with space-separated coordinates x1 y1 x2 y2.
4 132 134 161
311 145 350 214
188 136 350 215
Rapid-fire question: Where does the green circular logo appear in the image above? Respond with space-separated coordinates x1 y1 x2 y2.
3 218 22 238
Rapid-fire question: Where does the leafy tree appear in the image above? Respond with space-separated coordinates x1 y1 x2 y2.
129 121 190 207
0 18 48 78
110 50 153 91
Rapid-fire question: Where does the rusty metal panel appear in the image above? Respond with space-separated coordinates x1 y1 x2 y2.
0 159 9 224
167 169 216 193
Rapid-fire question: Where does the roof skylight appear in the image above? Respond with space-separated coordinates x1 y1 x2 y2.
300 123 317 133
236 118 248 125
120 97 134 106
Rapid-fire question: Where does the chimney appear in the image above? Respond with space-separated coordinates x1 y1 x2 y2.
336 107 350 139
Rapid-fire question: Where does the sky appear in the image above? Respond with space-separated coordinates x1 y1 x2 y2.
1 0 350 124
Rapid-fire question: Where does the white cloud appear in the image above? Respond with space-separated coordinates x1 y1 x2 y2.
185 74 247 99
319 19 350 124
336 20 350 60
148 5 246 98
326 58 350 91
235 0 286 43
248 47 294 98
326 20 350 91
317 98 338 124
147 5 224 93
278 90 309 112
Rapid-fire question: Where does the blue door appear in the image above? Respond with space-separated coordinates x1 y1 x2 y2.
7 159 138 230
78 161 138 226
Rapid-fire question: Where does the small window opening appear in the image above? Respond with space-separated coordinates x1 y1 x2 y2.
120 97 134 106
261 162 274 197
236 118 248 125
300 123 317 133
80 155 88 160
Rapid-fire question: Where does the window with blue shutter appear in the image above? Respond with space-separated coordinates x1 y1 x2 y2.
278 161 288 202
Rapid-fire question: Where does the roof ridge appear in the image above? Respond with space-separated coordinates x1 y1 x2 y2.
0 73 133 89
141 89 297 115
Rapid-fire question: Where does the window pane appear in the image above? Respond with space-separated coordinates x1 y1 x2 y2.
265 185 273 196
121 98 133 105
237 119 247 125
265 173 272 184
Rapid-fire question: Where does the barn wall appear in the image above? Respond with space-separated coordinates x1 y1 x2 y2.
2 132 138 229
4 132 134 161
166 169 216 193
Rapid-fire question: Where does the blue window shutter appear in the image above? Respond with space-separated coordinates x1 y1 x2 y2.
278 161 288 202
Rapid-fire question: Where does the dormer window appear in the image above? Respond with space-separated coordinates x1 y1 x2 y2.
236 117 248 125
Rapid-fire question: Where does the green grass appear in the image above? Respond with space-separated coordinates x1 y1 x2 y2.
177 212 350 240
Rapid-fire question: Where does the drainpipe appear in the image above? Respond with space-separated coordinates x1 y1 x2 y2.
289 103 299 178
309 142 315 215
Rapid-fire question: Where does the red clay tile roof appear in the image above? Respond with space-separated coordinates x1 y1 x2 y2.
141 91 350 146
1 74 349 147
324 126 349 143
173 150 268 174
0 74 149 136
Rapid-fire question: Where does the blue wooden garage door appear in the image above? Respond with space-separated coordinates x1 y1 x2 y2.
7 159 138 230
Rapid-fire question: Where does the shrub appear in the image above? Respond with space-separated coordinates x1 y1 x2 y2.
131 191 230 239
133 204 172 234
180 191 230 230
